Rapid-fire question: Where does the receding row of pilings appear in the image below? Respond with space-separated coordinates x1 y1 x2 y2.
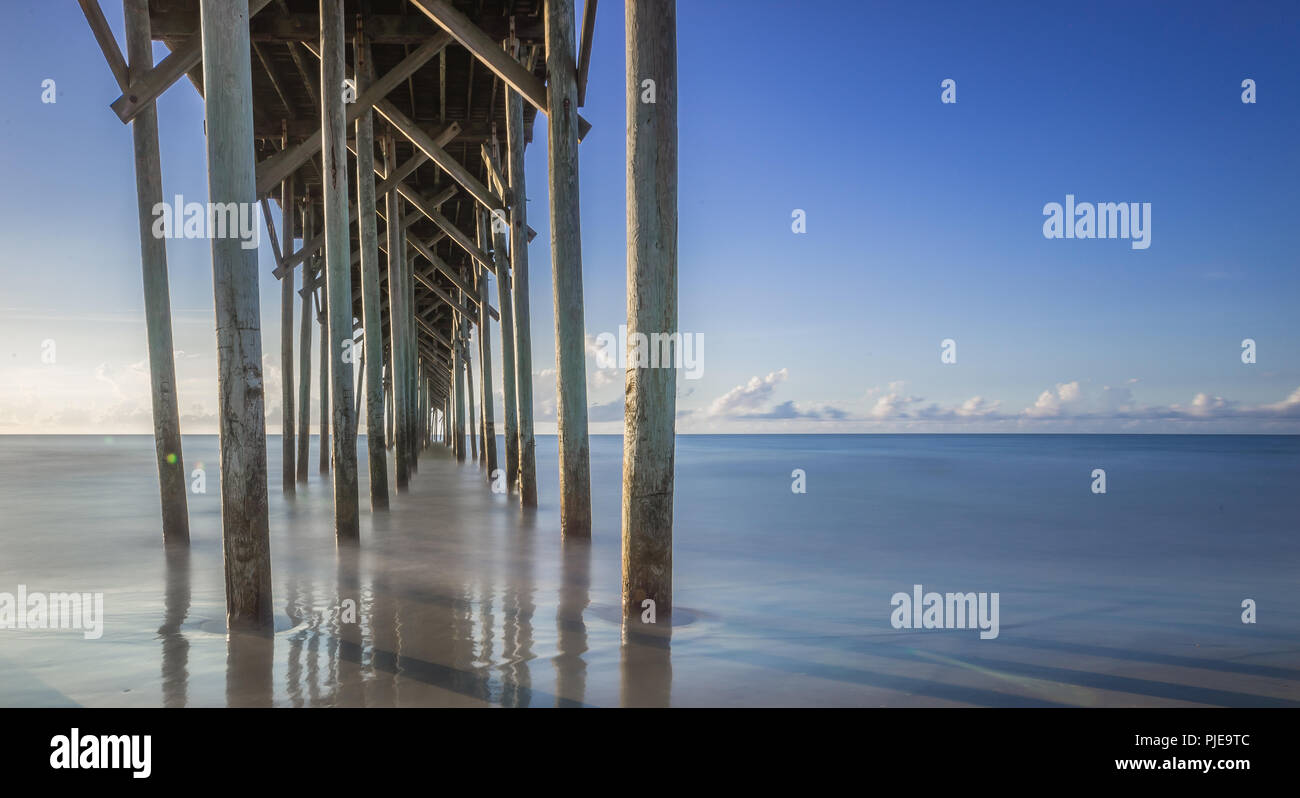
106 0 678 635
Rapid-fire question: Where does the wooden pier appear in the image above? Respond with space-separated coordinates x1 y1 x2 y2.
78 0 679 631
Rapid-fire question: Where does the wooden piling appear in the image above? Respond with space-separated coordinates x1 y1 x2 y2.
473 315 483 460
504 45 537 507
317 269 329 474
384 362 395 450
321 0 358 538
353 22 389 510
385 134 411 490
354 347 365 418
475 211 498 478
198 0 272 630
401 216 418 473
124 0 189 545
622 0 678 619
279 133 296 495
545 0 592 535
295 198 313 484
453 316 467 461
491 191 519 493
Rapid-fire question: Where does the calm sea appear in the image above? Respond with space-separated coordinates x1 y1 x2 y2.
0 433 1297 707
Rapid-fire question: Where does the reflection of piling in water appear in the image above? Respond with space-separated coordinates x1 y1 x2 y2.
333 541 366 707
501 515 536 707
554 538 590 707
159 545 190 708
285 576 302 706
620 622 673 708
226 629 274 708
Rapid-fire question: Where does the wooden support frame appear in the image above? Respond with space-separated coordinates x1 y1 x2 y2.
257 34 450 196
405 0 592 139
112 0 275 124
273 127 457 278
374 97 503 212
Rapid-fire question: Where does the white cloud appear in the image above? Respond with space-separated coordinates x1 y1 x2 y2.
708 368 788 417
1024 381 1083 417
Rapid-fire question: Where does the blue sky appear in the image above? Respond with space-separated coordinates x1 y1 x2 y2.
1 0 1298 433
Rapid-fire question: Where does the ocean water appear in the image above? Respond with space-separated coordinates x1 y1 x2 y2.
0 433 1297 707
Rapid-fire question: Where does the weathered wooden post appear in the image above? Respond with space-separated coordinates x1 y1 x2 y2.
422 372 430 448
320 0 358 538
279 128 296 495
354 347 365 418
545 0 591 535
488 164 519 492
384 134 411 490
384 362 394 449
453 316 466 462
504 40 537 507
317 263 329 474
402 221 418 473
354 22 389 510
124 0 189 544
416 366 425 448
475 211 498 477
198 0 272 630
473 321 483 462
295 198 314 484
622 0 678 620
